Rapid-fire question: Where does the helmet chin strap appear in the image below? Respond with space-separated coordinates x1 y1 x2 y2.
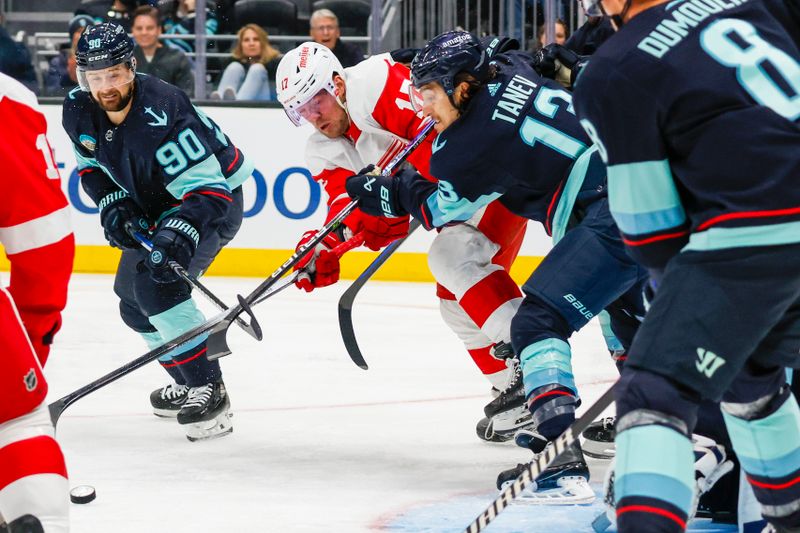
600 0 633 28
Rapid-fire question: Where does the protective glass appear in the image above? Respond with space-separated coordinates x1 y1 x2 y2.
295 87 336 122
408 83 426 114
78 64 135 93
409 84 444 114
581 0 604 17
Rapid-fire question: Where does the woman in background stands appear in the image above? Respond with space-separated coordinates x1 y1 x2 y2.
212 24 281 101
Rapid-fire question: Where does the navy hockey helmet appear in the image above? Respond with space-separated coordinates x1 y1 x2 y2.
410 30 489 95
75 22 136 92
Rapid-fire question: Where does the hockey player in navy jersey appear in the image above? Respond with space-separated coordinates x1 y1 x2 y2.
345 30 649 502
573 0 800 531
63 22 253 441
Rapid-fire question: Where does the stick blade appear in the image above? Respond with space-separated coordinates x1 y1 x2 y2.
338 303 369 370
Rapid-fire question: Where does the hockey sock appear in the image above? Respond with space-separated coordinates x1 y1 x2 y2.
168 340 221 387
467 345 509 389
722 388 800 530
140 331 187 385
615 414 695 533
0 407 69 532
519 338 577 439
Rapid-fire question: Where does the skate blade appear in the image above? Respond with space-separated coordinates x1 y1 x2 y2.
582 439 615 460
185 411 233 442
509 477 596 506
153 408 180 418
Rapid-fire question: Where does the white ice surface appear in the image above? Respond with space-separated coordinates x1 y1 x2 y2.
44 274 734 533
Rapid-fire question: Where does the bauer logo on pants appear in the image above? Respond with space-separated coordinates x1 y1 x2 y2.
696 348 725 379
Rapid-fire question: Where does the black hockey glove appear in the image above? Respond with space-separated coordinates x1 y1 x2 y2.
98 191 151 250
345 165 408 219
145 217 199 284
531 44 588 88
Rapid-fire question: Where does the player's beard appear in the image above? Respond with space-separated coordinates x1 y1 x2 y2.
95 86 133 112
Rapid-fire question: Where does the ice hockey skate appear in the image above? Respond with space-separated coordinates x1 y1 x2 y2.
149 383 189 418
496 439 594 505
477 346 536 442
581 416 616 459
177 381 233 442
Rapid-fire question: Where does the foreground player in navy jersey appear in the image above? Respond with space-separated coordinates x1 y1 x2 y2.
574 0 800 531
346 31 649 502
63 22 254 441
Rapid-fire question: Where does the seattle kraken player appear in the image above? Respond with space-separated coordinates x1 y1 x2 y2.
345 31 648 502
63 22 253 441
574 0 800 531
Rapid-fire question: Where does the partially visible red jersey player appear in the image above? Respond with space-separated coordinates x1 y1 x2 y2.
0 72 75 533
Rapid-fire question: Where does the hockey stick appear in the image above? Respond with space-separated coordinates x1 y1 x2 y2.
47 272 297 426
204 120 436 361
337 218 422 370
131 231 261 340
462 383 616 533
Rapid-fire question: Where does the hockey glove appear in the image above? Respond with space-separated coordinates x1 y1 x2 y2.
293 230 342 292
345 165 408 219
531 44 588 88
360 213 410 251
145 218 199 284
98 191 151 250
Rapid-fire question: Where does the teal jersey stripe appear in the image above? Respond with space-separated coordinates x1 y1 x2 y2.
73 146 127 193
684 220 800 252
426 188 502 227
607 159 687 235
551 146 597 244
520 338 576 396
615 472 695 512
227 153 255 190
616 425 695 507
166 154 232 199
723 397 800 478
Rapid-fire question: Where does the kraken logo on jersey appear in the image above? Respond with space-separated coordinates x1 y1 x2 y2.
144 106 168 127
696 348 726 378
432 135 448 154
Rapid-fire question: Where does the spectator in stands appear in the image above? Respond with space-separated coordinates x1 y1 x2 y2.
132 6 194 95
534 17 568 51
0 14 37 93
75 0 144 32
162 0 218 54
309 9 362 67
211 24 281 101
45 15 94 96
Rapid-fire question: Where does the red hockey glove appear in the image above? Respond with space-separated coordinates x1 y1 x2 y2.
293 230 343 292
360 213 410 251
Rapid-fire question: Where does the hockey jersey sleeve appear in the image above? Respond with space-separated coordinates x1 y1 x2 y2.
155 95 254 232
0 78 74 365
573 58 689 270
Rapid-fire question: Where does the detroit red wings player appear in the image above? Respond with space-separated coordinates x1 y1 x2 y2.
0 72 74 532
276 43 533 441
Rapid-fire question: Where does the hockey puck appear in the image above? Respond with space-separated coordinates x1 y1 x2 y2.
70 485 96 504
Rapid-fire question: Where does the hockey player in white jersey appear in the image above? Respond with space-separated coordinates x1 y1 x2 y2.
276 42 533 442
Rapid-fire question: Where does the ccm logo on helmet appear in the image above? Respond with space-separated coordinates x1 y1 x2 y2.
88 53 110 62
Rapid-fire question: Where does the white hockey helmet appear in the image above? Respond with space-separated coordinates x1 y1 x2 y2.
276 42 346 126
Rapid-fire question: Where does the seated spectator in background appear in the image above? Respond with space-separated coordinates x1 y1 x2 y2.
0 14 37 92
309 9 362 67
132 6 194 95
163 0 218 54
75 0 144 31
45 15 94 96
533 17 568 51
212 24 281 101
